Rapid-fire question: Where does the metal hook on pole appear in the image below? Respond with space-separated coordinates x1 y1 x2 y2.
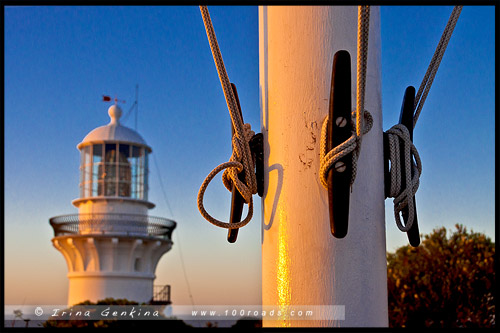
227 83 264 243
384 86 421 247
326 50 353 238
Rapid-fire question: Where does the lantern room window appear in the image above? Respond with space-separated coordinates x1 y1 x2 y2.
79 143 148 200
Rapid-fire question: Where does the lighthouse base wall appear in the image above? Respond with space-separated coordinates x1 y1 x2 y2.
51 235 172 307
67 273 155 306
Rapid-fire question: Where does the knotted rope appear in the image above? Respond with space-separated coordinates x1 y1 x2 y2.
197 6 258 230
385 6 462 231
320 6 372 188
320 111 373 188
385 125 422 231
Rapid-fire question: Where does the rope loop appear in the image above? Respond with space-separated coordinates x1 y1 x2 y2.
385 124 422 232
197 121 257 230
197 161 254 230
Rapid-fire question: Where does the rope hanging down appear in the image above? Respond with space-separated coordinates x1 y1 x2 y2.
197 6 258 230
320 6 373 189
385 6 462 232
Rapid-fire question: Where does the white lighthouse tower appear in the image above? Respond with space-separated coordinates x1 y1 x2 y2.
49 102 176 306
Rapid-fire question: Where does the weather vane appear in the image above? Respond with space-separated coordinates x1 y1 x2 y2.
102 95 126 105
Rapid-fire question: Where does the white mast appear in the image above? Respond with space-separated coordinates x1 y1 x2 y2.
259 6 388 327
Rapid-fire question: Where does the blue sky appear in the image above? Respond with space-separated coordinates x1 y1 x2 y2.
4 5 495 309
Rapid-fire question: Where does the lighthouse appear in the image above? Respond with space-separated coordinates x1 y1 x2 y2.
49 102 176 306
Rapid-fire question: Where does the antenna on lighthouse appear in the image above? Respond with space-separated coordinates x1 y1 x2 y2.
134 84 139 131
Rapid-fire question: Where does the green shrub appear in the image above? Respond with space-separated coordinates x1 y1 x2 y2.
387 224 495 327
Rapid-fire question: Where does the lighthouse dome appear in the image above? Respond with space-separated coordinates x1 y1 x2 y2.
77 104 150 151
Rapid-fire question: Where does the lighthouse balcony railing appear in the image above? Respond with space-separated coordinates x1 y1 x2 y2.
150 285 171 305
49 213 176 240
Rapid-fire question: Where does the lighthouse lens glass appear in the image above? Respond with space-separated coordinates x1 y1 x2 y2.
143 150 148 201
80 146 92 197
131 145 140 199
92 144 103 196
78 143 149 199
118 144 131 197
79 143 148 200
104 144 118 196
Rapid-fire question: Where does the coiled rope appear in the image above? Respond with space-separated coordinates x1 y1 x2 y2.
385 6 462 232
197 6 258 230
320 6 373 189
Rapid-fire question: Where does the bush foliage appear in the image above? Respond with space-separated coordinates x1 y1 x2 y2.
387 224 495 327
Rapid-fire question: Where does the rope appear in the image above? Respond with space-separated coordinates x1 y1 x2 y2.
385 6 462 231
385 125 422 231
320 111 373 188
320 5 372 189
197 6 258 230
413 6 463 127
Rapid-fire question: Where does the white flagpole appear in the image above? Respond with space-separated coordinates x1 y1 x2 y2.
259 6 388 327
